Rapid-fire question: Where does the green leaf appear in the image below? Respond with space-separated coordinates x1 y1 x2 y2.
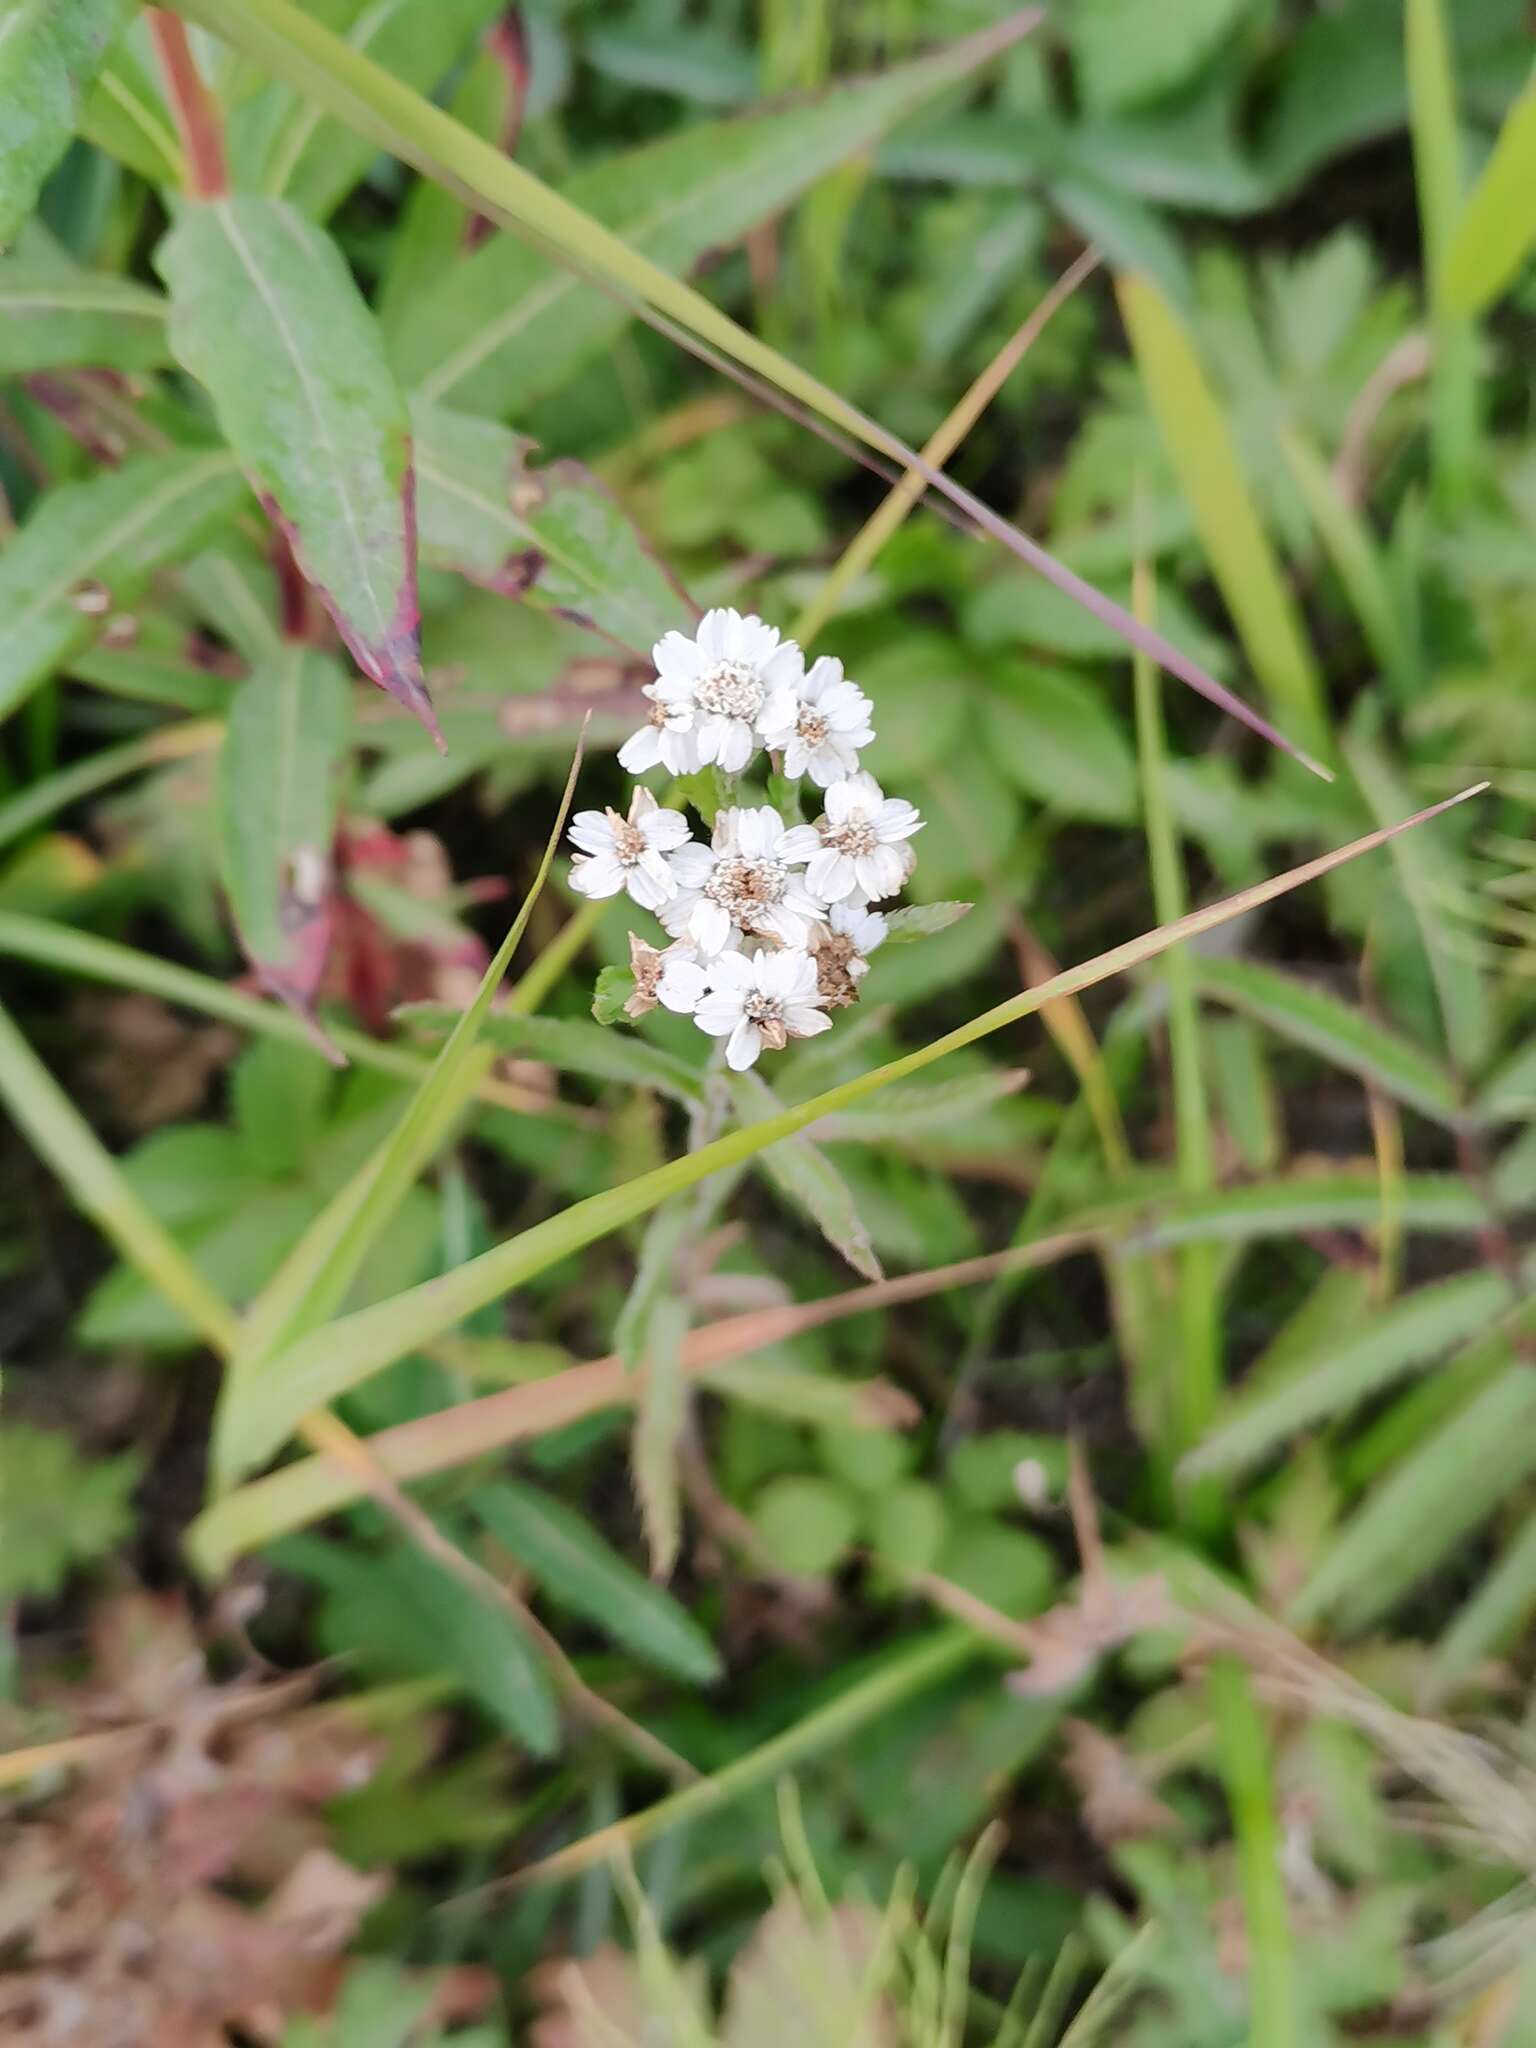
399 1001 705 1105
0 449 244 724
1443 61 1536 313
0 0 131 243
732 1072 882 1282
1294 1366 1536 1632
0 1422 139 1601
217 647 351 1014
592 964 637 1025
1065 0 1248 114
0 252 168 373
1182 1270 1513 1481
751 1474 860 1577
880 900 973 944
815 1068 1030 1143
389 28 1027 414
79 35 180 183
1116 272 1332 764
1193 956 1463 1127
411 397 683 656
155 195 436 737
983 660 1139 824
473 1479 721 1684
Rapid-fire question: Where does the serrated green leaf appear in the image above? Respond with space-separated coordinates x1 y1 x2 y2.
0 252 168 373
390 28 1025 414
1194 955 1463 1127
400 1001 705 1104
411 397 682 656
0 448 244 724
474 1478 721 1683
217 646 351 1009
156 195 435 736
732 1071 882 1281
0 1422 139 1600
592 964 637 1025
0 0 131 243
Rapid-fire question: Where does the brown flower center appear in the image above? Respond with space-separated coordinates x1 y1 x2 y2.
695 659 764 721
822 817 877 857
796 708 830 746
606 809 647 864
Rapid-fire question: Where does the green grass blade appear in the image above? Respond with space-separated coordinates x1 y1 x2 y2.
1432 1503 1536 1692
0 1002 237 1355
1116 274 1331 763
1192 955 1464 1126
1442 62 1536 314
0 717 219 852
210 786 1488 1484
1208 1656 1298 2048
1406 0 1478 508
1278 424 1413 700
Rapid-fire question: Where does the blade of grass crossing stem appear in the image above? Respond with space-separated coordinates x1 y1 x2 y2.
1406 0 1478 511
1208 1657 1298 2048
1134 556 1221 1529
0 912 547 1115
788 247 1101 649
1442 60 1536 315
1116 276 1331 765
211 733 586 1488
168 0 1329 781
0 1004 238 1355
212 787 1488 1480
512 1629 982 1889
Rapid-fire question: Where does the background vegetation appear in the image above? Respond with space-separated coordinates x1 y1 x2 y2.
3 0 1536 2040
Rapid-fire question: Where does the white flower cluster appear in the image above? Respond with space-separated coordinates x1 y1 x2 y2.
567 608 924 1072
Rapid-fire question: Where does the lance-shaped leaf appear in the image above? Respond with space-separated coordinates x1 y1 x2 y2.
155 196 437 739
411 398 685 656
0 0 132 243
0 250 168 374
217 646 351 1022
390 21 1037 415
0 447 244 724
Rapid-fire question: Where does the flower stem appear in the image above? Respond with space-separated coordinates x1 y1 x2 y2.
147 10 229 200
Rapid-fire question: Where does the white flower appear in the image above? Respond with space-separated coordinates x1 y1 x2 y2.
805 772 924 903
811 901 886 1008
693 948 832 1070
568 786 692 911
655 942 718 1015
621 608 804 778
662 803 825 956
759 654 875 786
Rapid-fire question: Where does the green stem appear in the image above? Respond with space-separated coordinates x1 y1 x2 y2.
1209 1657 1298 2048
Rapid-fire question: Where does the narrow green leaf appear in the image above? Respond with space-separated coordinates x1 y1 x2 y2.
217 646 351 1015
399 1002 705 1106
881 900 973 944
813 1068 1028 1143
155 195 436 738
1278 424 1412 699
212 787 1489 1477
1406 0 1478 507
473 1479 721 1684
1112 1172 1489 1248
1116 273 1331 762
1294 1366 1536 1632
630 1290 690 1584
1208 1658 1298 2048
388 25 1031 414
79 35 180 183
733 1071 882 1282
1183 1269 1512 1481
1442 62 1536 313
1433 1502 1536 1690
0 0 131 242
1193 955 1463 1127
0 449 244 724
411 397 683 656
0 253 168 374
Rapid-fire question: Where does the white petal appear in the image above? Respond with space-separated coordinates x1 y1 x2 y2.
659 728 700 774
570 852 623 899
690 898 734 956
668 842 715 888
652 628 706 678
626 862 670 912
731 807 771 858
876 798 924 841
760 641 802 689
758 684 800 734
726 1018 764 1070
657 960 710 1012
806 847 855 902
695 994 744 1037
823 778 858 824
568 810 614 854
804 746 845 788
802 655 842 701
785 1006 832 1039
761 904 809 947
758 949 801 997
717 720 755 774
640 806 691 852
694 717 725 767
697 608 737 657
856 845 906 900
774 823 820 864
709 950 757 991
617 725 662 774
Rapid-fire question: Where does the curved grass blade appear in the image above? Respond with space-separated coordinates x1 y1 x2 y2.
155 194 437 740
1442 61 1536 314
172 0 1328 777
0 255 168 374
0 449 244 724
0 0 132 242
210 785 1489 1484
